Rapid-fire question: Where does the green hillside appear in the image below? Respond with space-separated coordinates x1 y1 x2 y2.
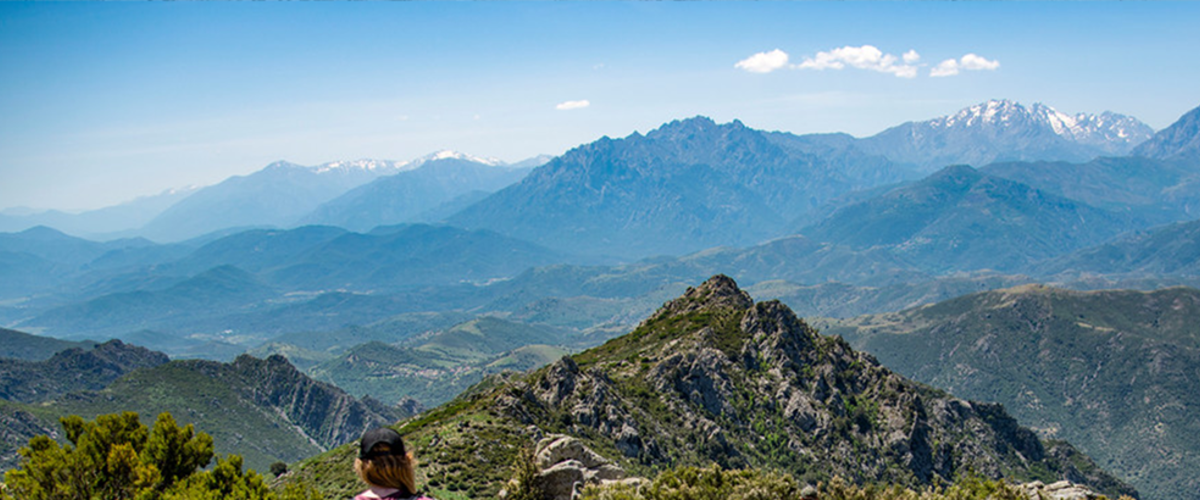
0 328 95 361
283 276 1133 500
800 165 1134 273
1 354 399 474
820 285 1200 500
0 339 167 402
1033 218 1200 278
307 317 572 406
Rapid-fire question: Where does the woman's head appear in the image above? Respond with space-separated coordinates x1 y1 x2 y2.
355 427 416 494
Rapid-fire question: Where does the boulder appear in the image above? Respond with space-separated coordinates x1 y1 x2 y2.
523 435 637 500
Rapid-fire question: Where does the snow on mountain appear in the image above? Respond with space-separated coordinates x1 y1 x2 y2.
409 150 506 168
933 99 1153 147
311 159 408 174
859 99 1154 170
305 150 508 175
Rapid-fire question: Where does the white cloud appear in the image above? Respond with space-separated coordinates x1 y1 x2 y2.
555 100 590 111
736 45 997 79
931 59 961 77
735 49 790 74
796 45 918 79
931 53 1000 77
960 53 1000 71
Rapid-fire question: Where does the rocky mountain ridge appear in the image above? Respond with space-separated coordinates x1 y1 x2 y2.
449 116 914 257
284 276 1135 500
0 339 168 402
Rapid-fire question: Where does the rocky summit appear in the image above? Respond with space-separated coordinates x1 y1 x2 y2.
285 276 1135 499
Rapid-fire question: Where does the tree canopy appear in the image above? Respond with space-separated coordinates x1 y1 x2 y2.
1 411 319 500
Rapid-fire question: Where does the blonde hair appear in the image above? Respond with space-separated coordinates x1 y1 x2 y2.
354 451 417 495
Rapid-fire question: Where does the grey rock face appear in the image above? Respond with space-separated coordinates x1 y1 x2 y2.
1019 480 1104 500
529 435 635 500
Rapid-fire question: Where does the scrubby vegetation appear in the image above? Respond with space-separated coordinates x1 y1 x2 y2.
0 411 320 500
579 465 1136 500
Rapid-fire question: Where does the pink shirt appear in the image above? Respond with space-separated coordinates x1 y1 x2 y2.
353 486 432 500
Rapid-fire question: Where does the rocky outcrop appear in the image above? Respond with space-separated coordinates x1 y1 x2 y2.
0 339 168 403
502 435 643 500
493 275 1137 498
1019 480 1104 500
217 354 399 450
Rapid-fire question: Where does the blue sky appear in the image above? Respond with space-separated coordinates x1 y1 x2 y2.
2 1 1199 211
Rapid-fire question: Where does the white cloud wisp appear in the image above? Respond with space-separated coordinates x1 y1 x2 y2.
796 45 918 79
735 49 790 74
931 53 1000 77
555 100 591 111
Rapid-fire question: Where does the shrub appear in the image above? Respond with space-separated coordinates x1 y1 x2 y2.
1 411 321 500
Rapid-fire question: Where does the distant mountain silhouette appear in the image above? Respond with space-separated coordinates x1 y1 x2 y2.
1133 104 1200 161
301 157 531 231
800 165 1135 272
450 116 914 258
858 99 1154 171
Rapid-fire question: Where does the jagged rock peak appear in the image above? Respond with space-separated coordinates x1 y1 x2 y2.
656 274 754 318
644 116 748 141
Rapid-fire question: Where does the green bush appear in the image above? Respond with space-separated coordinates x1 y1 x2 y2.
578 465 1122 500
1 411 320 500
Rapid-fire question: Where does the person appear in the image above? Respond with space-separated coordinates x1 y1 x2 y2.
353 427 434 500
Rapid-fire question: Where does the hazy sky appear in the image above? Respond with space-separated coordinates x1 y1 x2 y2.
3 1 1199 211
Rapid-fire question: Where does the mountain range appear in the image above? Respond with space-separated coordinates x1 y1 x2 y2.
0 187 197 238
0 150 546 244
137 159 401 241
136 150 546 242
450 116 916 257
7 100 1200 500
0 99 1171 262
300 156 536 232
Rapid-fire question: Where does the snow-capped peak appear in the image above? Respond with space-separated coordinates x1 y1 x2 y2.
930 100 1153 146
311 159 406 174
937 99 1024 128
408 150 507 168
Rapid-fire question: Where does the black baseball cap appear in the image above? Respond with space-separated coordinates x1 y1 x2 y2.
359 427 406 460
